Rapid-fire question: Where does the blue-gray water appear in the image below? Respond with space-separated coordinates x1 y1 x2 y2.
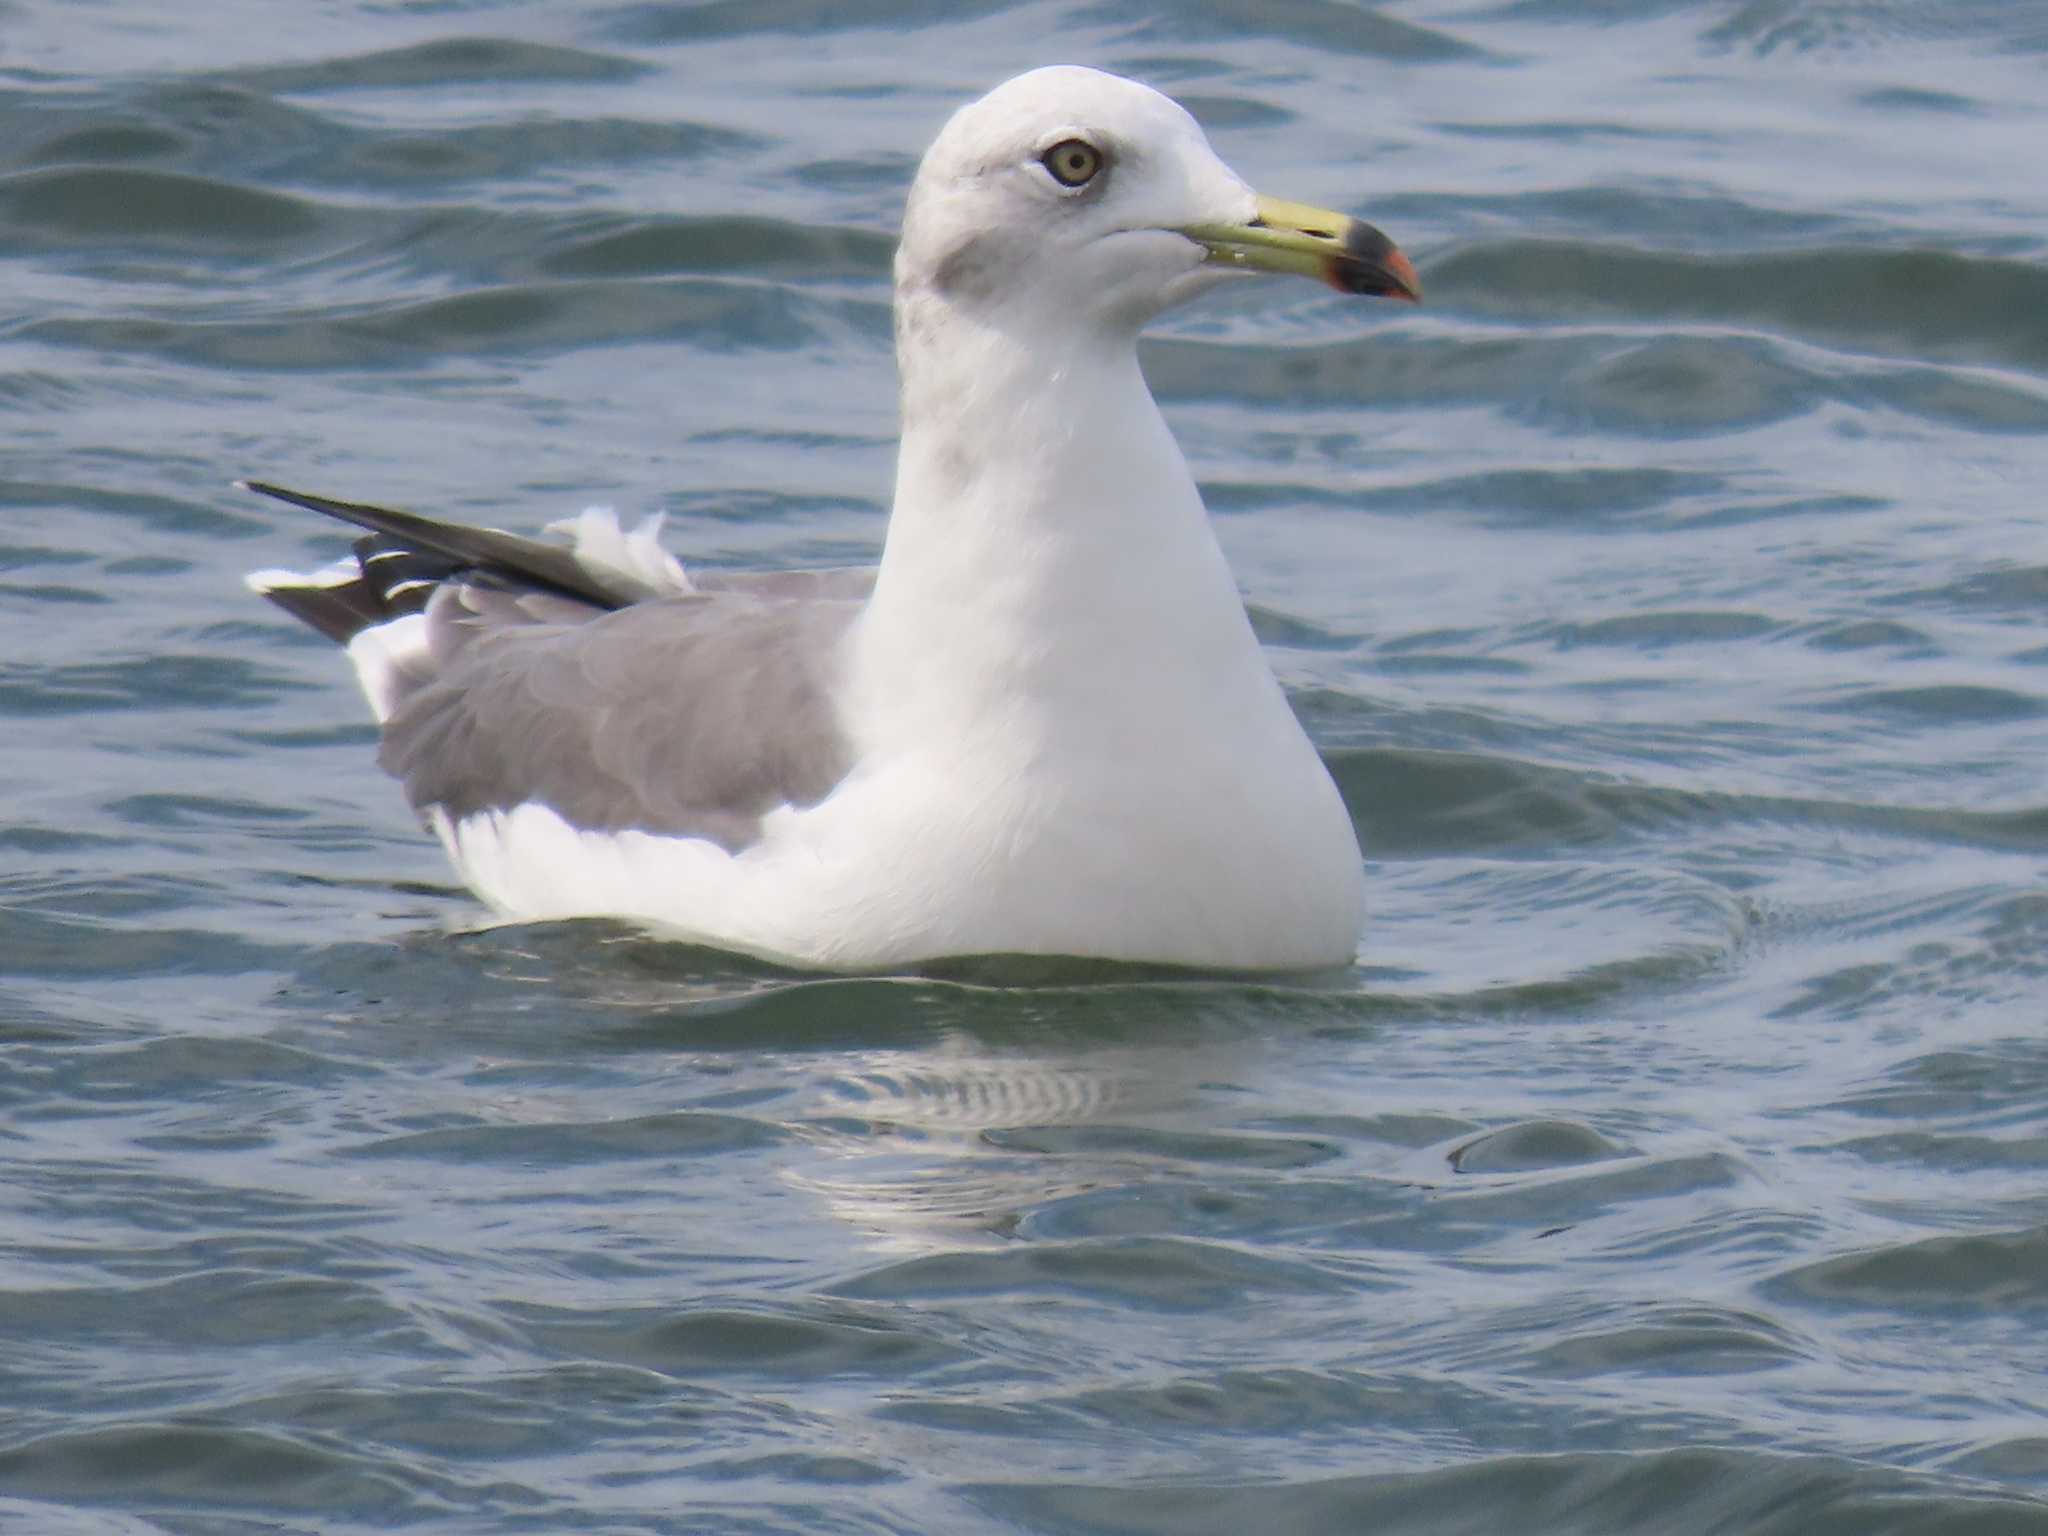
4 1 2048 1531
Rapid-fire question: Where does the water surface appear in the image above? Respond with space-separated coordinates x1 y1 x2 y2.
3 1 2047 1531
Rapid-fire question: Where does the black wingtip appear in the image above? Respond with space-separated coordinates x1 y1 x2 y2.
240 478 407 527
257 577 388 645
239 477 626 612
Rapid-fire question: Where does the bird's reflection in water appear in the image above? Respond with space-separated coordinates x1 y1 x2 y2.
362 923 1370 1256
511 930 1330 1255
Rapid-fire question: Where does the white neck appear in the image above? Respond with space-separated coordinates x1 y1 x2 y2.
815 293 1363 969
853 302 1273 744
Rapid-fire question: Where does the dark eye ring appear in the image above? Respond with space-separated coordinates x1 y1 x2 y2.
1041 139 1103 188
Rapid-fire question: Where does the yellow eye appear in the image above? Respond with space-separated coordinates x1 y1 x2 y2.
1041 139 1103 188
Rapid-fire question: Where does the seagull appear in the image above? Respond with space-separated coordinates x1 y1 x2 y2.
245 65 1420 972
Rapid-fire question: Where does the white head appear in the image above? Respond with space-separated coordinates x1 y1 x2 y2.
895 67 1419 354
896 67 1259 338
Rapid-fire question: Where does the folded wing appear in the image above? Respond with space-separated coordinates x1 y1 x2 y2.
245 482 867 853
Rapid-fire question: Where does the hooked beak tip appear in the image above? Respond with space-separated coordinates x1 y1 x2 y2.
1326 221 1422 302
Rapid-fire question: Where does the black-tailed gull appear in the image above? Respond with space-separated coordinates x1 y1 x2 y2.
245 65 1420 971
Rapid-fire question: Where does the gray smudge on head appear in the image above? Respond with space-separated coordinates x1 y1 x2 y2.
928 229 1010 305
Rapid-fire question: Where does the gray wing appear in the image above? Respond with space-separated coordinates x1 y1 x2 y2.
692 567 877 602
243 480 868 852
384 582 862 853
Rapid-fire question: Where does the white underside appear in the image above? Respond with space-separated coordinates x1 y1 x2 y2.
424 703 1363 973
313 507 1364 973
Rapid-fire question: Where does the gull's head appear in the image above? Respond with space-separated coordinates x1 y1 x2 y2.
896 66 1418 341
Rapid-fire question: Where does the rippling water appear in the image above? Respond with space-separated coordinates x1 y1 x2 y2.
5 1 2048 1530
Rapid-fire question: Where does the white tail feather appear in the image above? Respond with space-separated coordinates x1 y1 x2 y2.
543 507 695 600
